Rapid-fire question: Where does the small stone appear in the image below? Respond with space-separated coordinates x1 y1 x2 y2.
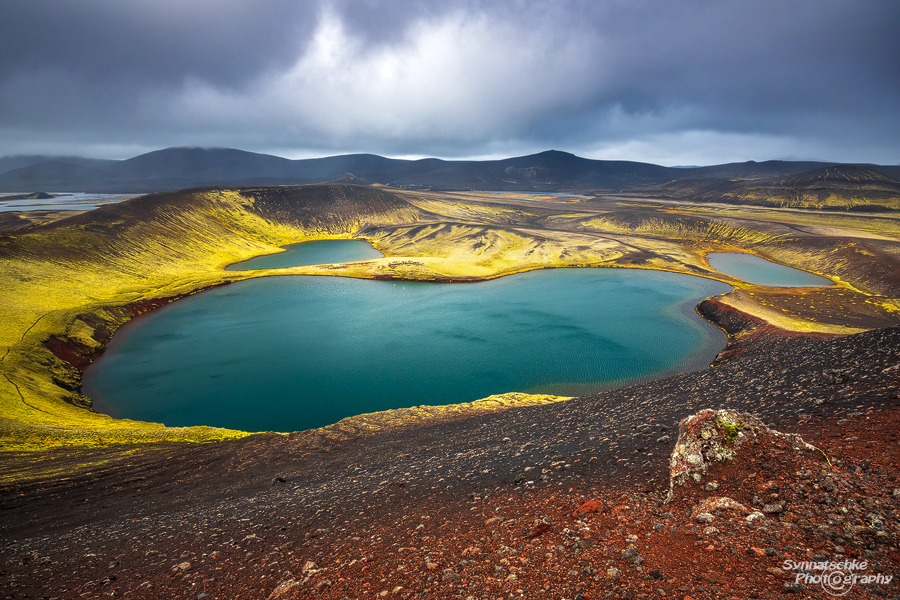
425 562 438 570
783 582 804 593
606 567 621 578
762 501 786 514
267 580 300 600
704 481 719 492
621 545 638 559
301 560 317 574
441 568 458 582
172 562 191 573
695 512 715 524
503 437 512 443
573 499 604 516
746 511 765 523
392 586 403 594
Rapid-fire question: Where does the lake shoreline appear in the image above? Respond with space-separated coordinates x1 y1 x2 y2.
56 266 748 433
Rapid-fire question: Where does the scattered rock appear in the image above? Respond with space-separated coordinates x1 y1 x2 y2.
762 500 787 514
171 561 191 573
691 496 751 520
573 499 604 516
746 511 766 523
267 579 301 600
300 560 317 574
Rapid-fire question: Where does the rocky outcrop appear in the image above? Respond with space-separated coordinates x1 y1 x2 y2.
667 408 823 501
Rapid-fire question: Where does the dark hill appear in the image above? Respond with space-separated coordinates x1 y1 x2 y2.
653 164 900 210
390 150 676 191
0 160 117 191
0 191 54 200
0 146 896 195
776 164 900 190
0 155 117 176
685 159 834 180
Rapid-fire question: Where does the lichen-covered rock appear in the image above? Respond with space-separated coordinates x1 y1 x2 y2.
667 409 820 501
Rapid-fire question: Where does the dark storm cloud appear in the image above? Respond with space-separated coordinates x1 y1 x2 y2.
0 0 897 164
0 1 316 86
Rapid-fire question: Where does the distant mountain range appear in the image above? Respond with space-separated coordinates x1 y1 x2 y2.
0 147 898 196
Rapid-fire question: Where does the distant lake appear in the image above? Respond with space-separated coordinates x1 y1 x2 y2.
708 253 832 287
0 192 138 213
83 267 730 432
226 239 383 271
450 191 591 201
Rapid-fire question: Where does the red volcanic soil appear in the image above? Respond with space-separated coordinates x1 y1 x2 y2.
2 326 899 599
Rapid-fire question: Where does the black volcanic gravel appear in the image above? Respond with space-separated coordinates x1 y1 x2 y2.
1 326 899 598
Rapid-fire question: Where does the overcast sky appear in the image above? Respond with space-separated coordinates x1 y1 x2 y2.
1 0 898 165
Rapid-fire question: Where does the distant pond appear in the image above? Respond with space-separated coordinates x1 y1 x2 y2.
707 253 832 287
83 265 730 432
226 239 383 270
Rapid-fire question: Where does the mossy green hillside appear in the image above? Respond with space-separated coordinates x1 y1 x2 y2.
2 184 899 451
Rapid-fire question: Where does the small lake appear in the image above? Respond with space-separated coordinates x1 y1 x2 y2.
707 253 832 287
226 239 383 271
83 267 730 432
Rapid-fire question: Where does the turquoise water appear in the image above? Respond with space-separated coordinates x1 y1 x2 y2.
708 253 832 287
83 268 730 432
225 239 383 271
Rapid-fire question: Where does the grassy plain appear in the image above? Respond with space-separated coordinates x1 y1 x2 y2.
1 184 898 451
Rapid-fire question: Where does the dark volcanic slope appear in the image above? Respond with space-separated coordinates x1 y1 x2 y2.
1 326 898 598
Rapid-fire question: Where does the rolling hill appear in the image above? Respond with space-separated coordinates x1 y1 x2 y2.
3 146 896 195
651 164 900 211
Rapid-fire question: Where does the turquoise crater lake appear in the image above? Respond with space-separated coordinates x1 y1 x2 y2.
225 239 383 270
708 253 832 287
83 268 731 432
